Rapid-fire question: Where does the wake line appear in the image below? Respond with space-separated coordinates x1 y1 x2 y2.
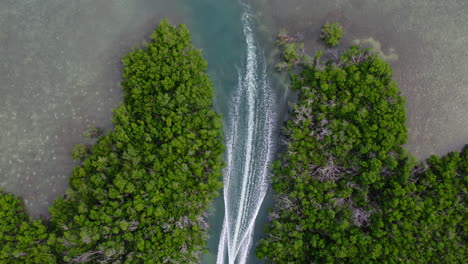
231 9 257 258
217 4 276 264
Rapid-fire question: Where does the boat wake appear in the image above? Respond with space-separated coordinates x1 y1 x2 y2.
216 5 275 264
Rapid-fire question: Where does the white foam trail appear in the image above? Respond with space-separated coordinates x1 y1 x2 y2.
223 67 243 261
217 4 276 264
216 220 228 264
237 225 254 264
231 9 258 258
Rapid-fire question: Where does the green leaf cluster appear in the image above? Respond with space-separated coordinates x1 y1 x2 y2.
257 46 467 263
71 144 89 161
0 190 57 263
320 23 343 47
0 20 224 264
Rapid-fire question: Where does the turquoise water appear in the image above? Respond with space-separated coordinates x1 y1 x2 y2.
183 2 284 263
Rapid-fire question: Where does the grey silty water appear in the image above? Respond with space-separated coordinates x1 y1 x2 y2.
250 0 468 160
0 0 187 217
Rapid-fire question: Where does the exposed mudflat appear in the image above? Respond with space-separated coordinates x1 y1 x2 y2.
251 0 468 160
0 0 186 217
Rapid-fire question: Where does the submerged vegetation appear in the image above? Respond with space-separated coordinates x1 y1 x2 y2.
320 22 343 47
257 34 467 262
0 20 224 263
275 30 310 71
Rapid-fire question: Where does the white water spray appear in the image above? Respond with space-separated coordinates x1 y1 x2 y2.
217 5 275 264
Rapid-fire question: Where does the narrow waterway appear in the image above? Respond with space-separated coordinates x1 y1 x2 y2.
183 1 284 263
216 6 275 264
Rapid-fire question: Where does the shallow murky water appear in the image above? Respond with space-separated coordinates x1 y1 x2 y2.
250 0 468 160
0 0 186 217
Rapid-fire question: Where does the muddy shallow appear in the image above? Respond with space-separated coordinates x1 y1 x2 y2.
250 0 468 160
0 0 186 217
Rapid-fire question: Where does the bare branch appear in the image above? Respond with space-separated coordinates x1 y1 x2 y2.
70 250 103 263
312 157 343 182
352 207 371 227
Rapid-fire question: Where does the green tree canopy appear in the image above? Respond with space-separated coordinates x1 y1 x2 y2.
320 22 344 47
0 190 57 263
257 43 467 263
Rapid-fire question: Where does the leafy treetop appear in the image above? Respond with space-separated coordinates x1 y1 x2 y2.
320 22 343 47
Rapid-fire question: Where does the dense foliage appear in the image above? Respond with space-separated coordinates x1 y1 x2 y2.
320 23 343 47
257 44 467 263
0 20 224 263
0 190 56 263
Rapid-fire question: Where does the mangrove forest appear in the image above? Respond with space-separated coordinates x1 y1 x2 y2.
256 31 467 263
